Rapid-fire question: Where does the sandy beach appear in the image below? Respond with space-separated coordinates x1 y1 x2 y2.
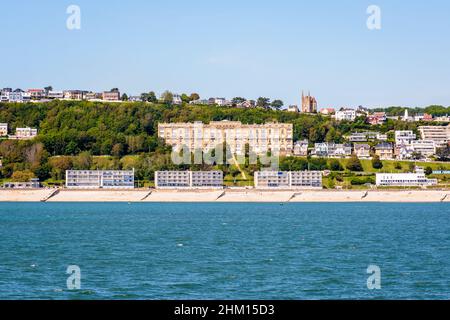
0 189 449 203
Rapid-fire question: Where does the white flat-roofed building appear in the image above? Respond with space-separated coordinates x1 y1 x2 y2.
0 123 7 136
376 170 437 187
255 171 322 189
395 131 416 145
155 171 223 189
335 109 357 121
66 170 135 189
418 125 450 148
47 91 64 99
13 127 38 140
411 140 436 158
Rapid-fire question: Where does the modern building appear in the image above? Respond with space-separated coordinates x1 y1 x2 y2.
47 91 64 99
2 178 41 189
0 123 7 136
411 140 436 158
155 171 223 189
293 140 309 156
102 90 120 101
301 91 317 113
158 120 294 156
376 168 438 187
335 108 357 122
254 171 323 189
354 144 371 159
65 170 135 189
375 142 394 160
395 131 417 145
418 125 450 148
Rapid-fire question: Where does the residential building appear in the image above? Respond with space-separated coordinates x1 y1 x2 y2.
155 171 223 189
434 116 450 123
335 108 356 121
376 167 437 187
2 178 41 189
158 121 294 156
320 108 335 115
129 96 143 102
47 91 64 99
418 125 450 148
396 143 415 160
5 89 31 103
375 142 394 160
377 133 388 141
63 90 84 100
172 94 183 105
190 99 210 105
301 91 317 113
287 105 299 113
13 127 38 140
27 89 45 100
395 130 416 145
313 143 352 158
411 140 436 158
236 100 256 109
65 170 135 189
0 123 7 136
293 140 309 156
348 132 369 142
367 112 387 125
102 90 120 101
213 98 231 106
354 144 371 159
254 171 323 189
85 92 103 100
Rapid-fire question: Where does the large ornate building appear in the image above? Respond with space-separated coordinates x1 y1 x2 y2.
301 91 318 113
158 120 294 156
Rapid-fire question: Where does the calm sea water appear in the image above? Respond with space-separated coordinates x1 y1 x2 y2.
0 202 449 300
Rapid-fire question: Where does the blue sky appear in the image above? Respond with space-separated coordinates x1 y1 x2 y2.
1 0 450 108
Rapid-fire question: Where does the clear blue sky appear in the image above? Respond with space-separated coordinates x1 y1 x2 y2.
1 0 450 108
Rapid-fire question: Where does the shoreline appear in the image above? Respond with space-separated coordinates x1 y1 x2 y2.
0 189 449 203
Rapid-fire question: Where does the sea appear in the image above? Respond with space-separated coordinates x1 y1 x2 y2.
0 202 449 300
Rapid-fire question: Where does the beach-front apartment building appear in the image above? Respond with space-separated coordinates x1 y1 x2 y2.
158 121 293 156
0 123 7 136
66 170 135 189
418 125 450 148
254 171 323 189
410 140 436 158
155 171 224 189
376 168 437 187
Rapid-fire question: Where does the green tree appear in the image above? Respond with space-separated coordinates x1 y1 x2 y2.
256 97 270 109
161 91 174 104
371 155 383 169
271 100 284 110
425 166 433 176
121 93 129 101
329 158 343 171
346 155 363 172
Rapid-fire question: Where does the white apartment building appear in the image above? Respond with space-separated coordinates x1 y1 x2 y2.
411 140 436 158
47 91 64 99
313 143 352 158
66 170 135 189
158 121 293 156
254 171 323 189
335 109 357 121
419 125 450 148
155 171 223 189
395 131 416 145
0 123 7 136
13 127 38 140
376 168 437 187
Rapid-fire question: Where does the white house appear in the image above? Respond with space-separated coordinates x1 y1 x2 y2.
0 123 7 136
335 109 357 121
